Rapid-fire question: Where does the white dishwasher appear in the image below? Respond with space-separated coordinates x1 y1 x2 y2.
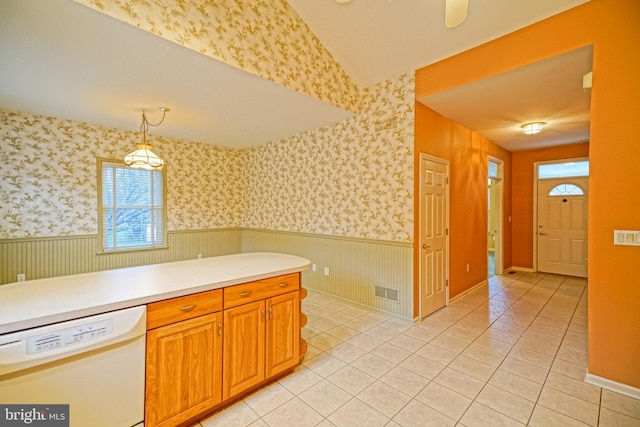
0 305 146 427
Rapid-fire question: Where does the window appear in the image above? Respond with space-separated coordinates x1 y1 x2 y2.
538 160 589 179
488 160 500 179
548 183 585 196
98 158 167 252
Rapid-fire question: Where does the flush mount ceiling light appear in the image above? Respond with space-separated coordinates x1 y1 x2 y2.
521 122 546 135
124 107 169 170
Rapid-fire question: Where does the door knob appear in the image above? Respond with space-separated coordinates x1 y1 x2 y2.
422 244 431 250
539 232 547 236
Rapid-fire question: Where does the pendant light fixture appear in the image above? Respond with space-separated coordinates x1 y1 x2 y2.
124 107 169 170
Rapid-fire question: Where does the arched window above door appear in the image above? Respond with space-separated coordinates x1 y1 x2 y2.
548 183 585 196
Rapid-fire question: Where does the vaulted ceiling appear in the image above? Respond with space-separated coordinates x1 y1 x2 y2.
0 0 590 150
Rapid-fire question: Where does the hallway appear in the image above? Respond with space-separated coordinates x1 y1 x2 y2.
198 272 640 426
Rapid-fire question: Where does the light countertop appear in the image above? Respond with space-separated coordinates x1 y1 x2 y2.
0 252 310 335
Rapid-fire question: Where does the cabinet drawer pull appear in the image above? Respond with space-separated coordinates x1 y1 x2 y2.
180 304 196 313
217 322 222 337
239 290 252 298
278 283 288 288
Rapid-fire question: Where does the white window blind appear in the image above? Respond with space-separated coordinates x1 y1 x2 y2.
99 160 166 252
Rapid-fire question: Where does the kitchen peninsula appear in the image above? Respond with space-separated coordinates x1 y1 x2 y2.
0 252 310 427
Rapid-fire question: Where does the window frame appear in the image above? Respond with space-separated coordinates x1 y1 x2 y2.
97 157 168 254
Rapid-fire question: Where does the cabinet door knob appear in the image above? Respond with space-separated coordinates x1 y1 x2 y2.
217 322 222 337
240 291 252 298
278 283 288 288
180 304 196 313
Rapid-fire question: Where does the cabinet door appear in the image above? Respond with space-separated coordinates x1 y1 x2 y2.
146 312 223 427
266 291 299 378
223 300 265 400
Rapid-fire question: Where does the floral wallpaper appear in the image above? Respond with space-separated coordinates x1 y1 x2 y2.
73 0 361 114
0 109 243 239
243 73 415 242
0 72 414 242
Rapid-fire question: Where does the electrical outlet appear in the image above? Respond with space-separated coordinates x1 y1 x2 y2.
312 264 317 272
323 267 329 276
197 253 203 259
17 273 25 282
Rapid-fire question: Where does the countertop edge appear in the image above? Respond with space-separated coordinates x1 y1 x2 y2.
0 253 310 335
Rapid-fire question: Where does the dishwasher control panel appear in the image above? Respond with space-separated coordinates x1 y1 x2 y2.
26 318 113 354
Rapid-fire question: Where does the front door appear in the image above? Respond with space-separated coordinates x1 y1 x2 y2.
537 177 588 277
420 155 448 318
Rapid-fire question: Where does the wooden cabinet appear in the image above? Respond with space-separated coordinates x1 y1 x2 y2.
223 300 265 400
266 291 299 378
222 274 300 400
145 289 223 427
145 273 303 425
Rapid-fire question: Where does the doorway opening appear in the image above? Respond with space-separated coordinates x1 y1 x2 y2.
488 158 503 277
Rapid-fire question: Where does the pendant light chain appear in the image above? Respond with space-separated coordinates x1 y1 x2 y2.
124 107 169 170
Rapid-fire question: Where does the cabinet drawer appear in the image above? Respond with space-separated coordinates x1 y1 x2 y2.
147 289 223 330
224 273 299 309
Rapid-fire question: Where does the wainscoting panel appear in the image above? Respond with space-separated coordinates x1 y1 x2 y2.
241 229 413 319
1 228 412 319
0 229 241 285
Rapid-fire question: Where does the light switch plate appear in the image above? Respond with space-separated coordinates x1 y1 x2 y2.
613 230 640 246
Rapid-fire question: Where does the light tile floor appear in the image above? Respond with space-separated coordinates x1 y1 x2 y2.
194 272 640 426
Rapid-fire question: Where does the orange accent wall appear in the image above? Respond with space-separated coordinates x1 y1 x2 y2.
414 105 512 308
511 144 590 269
415 0 640 388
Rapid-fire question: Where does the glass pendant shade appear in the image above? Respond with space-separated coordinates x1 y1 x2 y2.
124 108 168 170
124 142 164 170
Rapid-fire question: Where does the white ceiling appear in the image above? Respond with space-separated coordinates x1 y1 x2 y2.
0 0 591 150
418 46 593 152
287 0 589 89
0 0 352 149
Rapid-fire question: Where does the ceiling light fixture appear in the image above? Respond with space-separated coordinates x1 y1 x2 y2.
521 122 546 135
445 0 469 28
124 107 169 170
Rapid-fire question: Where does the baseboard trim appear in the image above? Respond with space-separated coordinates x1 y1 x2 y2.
510 266 535 273
449 280 488 305
305 287 413 323
584 373 640 400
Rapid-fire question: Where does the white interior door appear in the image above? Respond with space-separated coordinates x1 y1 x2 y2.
420 155 448 318
537 177 588 277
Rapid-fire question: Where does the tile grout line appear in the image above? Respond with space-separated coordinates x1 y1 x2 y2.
523 277 593 426
453 273 558 425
